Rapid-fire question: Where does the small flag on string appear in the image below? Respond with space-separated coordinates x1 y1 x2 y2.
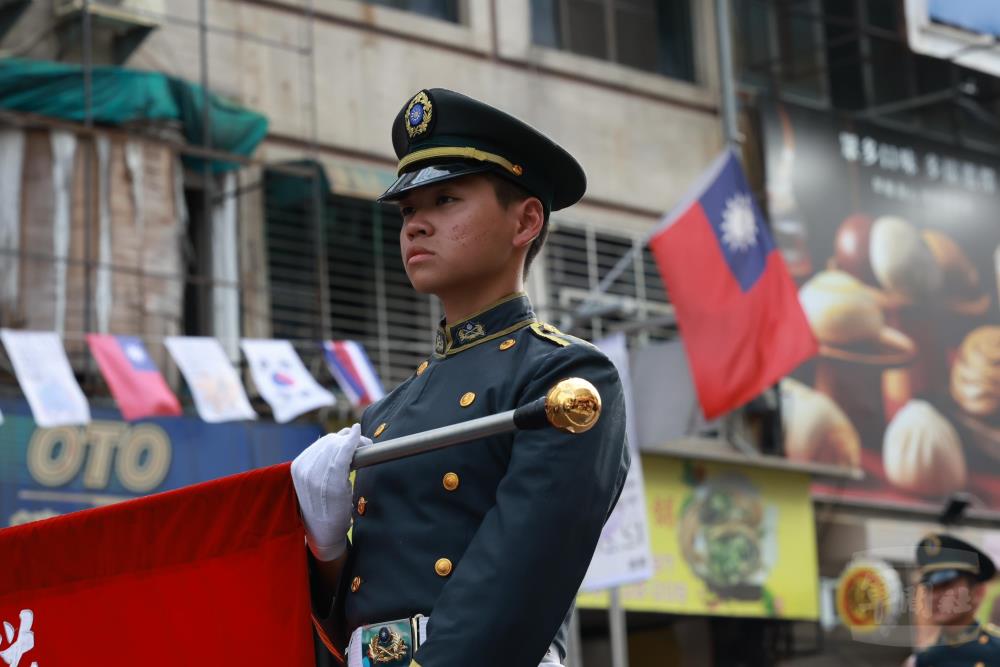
0 329 90 427
241 339 335 423
87 334 182 421
322 340 384 408
164 336 256 423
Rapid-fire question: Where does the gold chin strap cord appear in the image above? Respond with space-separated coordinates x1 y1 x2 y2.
398 146 523 177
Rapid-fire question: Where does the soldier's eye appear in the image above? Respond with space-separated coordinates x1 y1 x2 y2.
400 206 415 218
437 195 456 205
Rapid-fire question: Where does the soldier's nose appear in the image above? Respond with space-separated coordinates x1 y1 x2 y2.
405 217 432 239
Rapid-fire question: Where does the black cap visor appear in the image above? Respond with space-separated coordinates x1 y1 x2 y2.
921 569 969 588
378 161 493 202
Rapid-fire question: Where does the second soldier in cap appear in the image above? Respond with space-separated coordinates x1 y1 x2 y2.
904 533 1000 667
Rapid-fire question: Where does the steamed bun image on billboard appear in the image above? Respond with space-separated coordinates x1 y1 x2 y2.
764 101 1000 508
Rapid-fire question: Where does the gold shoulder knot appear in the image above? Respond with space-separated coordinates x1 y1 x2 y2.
530 321 571 347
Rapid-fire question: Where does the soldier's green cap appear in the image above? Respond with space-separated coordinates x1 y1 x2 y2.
917 533 997 586
378 88 586 213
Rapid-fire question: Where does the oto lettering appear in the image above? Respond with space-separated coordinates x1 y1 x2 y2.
26 422 171 493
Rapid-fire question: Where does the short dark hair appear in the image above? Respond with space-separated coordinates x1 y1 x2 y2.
486 173 549 278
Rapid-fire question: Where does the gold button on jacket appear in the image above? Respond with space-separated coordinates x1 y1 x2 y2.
357 496 367 515
459 391 476 407
416 360 429 375
442 472 460 491
350 576 362 593
434 558 453 577
373 423 387 438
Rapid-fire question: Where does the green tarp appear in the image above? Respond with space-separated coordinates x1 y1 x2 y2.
0 58 268 171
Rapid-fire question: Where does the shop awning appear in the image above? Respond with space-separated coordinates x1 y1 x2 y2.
0 57 268 171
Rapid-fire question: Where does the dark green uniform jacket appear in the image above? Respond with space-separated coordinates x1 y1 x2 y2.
320 293 629 667
916 622 1000 667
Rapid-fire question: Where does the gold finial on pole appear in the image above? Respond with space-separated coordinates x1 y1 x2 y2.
545 378 602 434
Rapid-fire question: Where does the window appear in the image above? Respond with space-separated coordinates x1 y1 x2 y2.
361 0 460 22
542 222 674 343
733 0 828 102
265 167 439 393
734 0 1000 151
531 0 696 82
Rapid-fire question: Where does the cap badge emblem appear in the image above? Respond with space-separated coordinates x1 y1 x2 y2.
405 91 434 139
923 534 942 556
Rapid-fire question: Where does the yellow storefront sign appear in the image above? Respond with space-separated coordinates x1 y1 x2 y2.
578 455 819 620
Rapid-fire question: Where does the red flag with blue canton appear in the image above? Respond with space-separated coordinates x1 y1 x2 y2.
87 334 183 421
649 150 817 419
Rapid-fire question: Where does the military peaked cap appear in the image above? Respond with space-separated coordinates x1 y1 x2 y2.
378 88 586 212
917 533 997 586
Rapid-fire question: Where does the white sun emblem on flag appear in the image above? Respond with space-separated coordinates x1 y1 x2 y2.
720 193 758 252
125 343 147 364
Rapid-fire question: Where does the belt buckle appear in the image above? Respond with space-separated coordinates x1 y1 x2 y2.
362 617 415 665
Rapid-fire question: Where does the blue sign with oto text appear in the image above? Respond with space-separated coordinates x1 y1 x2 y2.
0 399 323 527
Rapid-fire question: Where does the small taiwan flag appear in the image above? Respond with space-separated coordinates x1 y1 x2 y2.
323 340 385 409
649 150 817 419
87 334 182 421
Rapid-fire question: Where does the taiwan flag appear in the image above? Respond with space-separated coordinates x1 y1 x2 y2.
87 334 182 421
649 150 817 419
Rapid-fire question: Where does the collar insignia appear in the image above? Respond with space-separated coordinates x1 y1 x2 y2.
457 322 486 343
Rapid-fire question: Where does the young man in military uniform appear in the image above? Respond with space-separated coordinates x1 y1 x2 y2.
903 533 1000 667
291 89 630 667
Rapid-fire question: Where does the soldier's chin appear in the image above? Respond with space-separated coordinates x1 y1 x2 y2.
930 611 966 626
405 271 444 295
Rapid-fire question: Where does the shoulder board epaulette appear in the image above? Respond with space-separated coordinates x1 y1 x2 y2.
985 623 1000 637
529 321 571 347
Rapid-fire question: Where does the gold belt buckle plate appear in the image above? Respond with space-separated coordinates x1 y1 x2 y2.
363 618 414 665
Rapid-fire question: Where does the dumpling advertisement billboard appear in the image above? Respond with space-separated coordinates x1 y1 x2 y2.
763 101 1000 510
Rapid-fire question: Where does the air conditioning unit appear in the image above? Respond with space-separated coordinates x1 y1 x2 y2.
904 0 1000 78
54 0 163 64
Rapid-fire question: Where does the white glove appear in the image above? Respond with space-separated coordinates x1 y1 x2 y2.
291 424 369 561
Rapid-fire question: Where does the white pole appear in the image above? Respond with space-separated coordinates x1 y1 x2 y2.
609 588 629 667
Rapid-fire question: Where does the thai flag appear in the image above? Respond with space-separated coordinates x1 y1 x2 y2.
322 340 385 408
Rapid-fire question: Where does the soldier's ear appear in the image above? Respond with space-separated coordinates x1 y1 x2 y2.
972 582 988 606
511 197 544 251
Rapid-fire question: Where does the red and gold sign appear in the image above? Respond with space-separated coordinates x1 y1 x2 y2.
836 559 903 632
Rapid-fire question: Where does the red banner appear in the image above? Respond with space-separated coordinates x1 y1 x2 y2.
0 463 314 665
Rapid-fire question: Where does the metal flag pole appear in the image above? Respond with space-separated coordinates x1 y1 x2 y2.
350 378 602 469
609 588 628 667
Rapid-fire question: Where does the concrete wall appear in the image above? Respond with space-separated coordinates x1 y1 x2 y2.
114 0 727 232
2 0 725 227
